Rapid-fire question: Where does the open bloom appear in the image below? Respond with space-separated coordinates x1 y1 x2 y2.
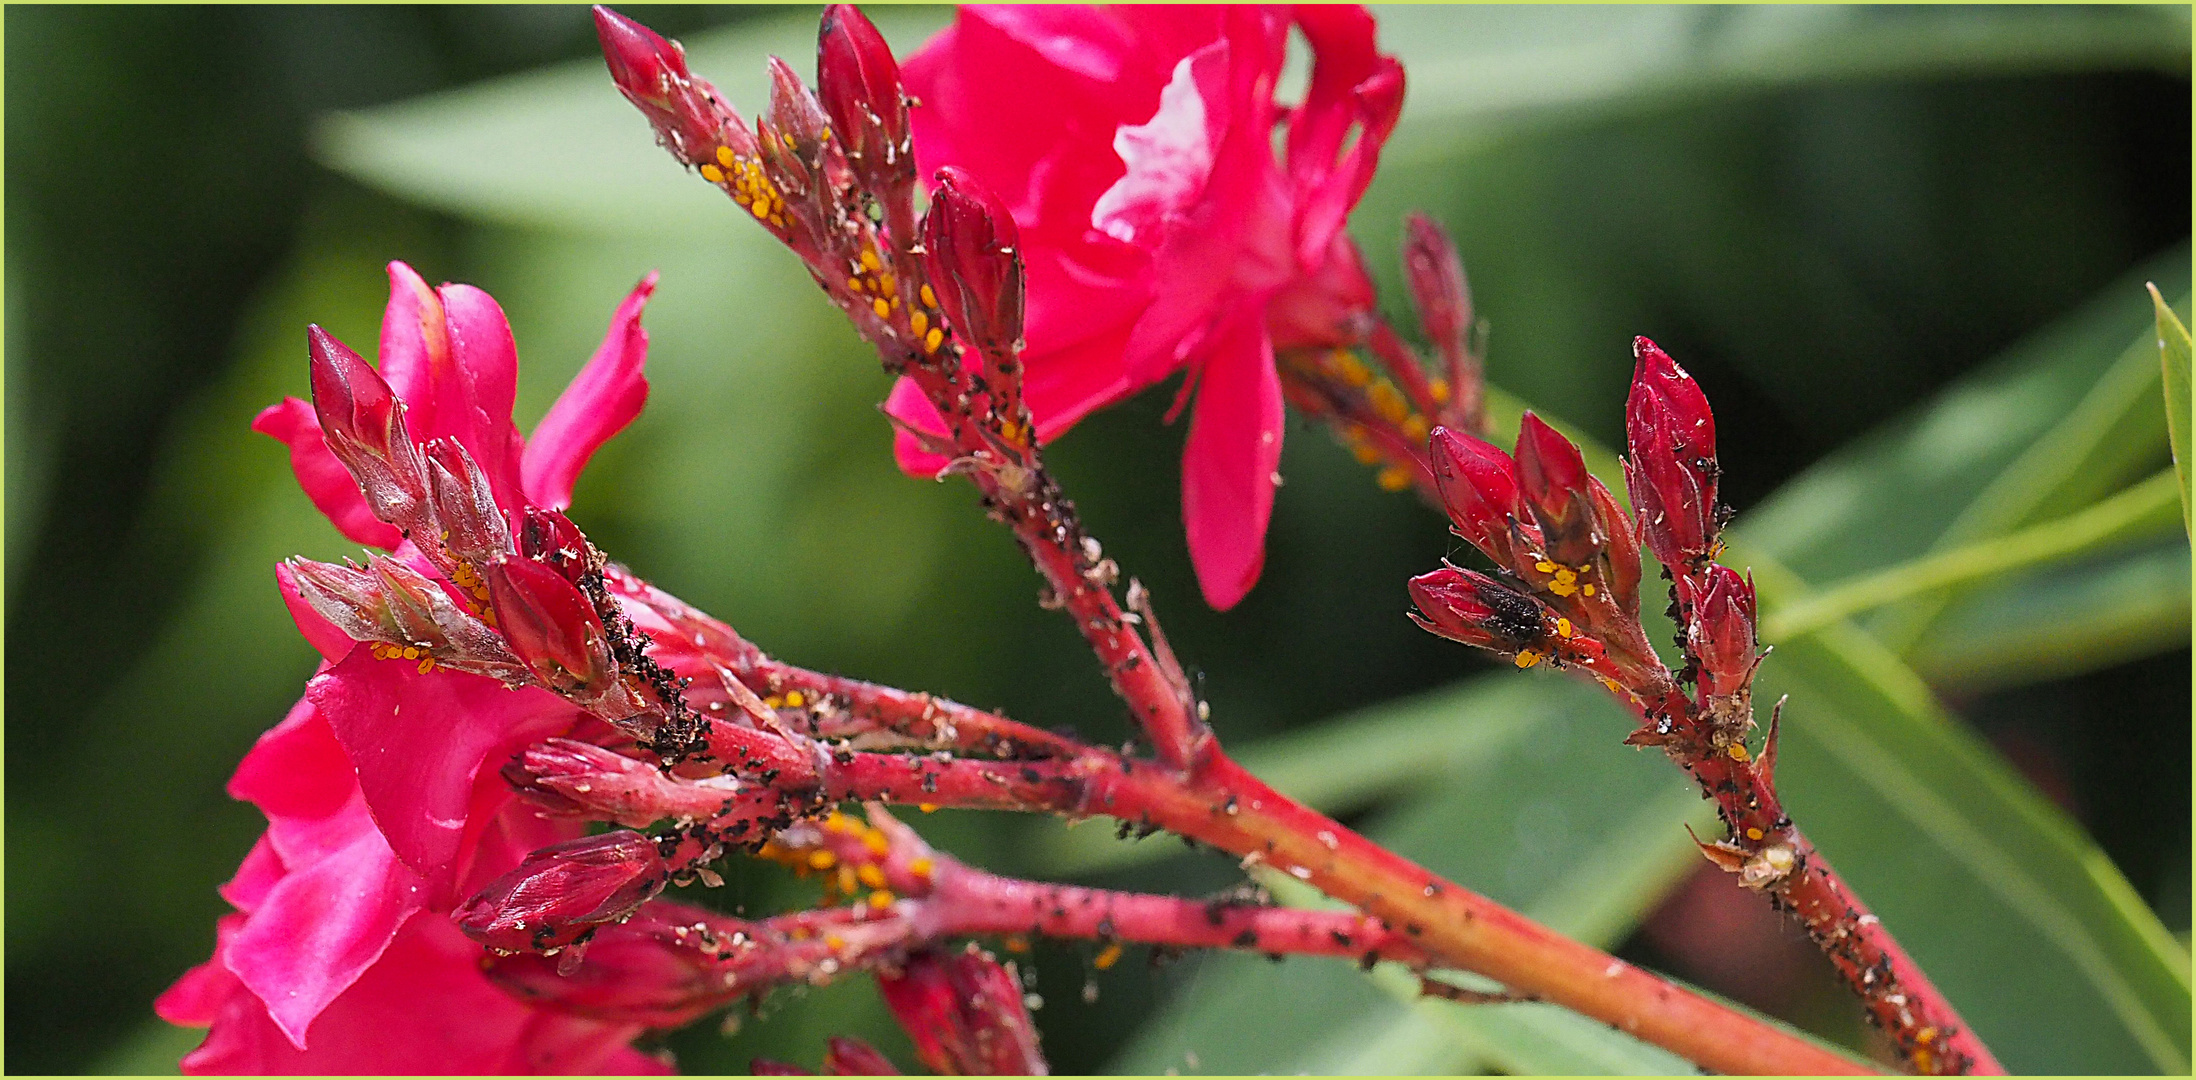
884 5 1403 609
157 263 672 1073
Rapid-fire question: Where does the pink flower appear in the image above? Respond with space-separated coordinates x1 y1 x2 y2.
884 5 1403 609
160 263 671 1073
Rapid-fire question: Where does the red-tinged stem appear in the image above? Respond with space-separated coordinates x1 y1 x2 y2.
807 743 1873 1076
1645 684 2002 1076
898 362 1210 773
919 858 1428 967
1366 320 1447 425
745 658 1087 760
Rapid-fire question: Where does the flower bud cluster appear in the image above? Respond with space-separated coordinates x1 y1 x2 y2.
1411 337 1764 752
597 6 1037 468
301 326 670 730
1621 338 1758 740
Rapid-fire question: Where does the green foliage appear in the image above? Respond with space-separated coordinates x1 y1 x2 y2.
2153 286 2193 532
10 4 2187 1074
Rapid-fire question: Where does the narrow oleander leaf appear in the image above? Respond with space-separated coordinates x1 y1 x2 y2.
1908 538 2190 692
2148 283 2192 533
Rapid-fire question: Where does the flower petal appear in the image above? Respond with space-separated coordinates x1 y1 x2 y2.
521 273 657 511
1180 308 1284 610
437 283 529 515
252 398 405 549
309 652 581 904
218 834 287 914
176 913 660 1074
884 376 954 478
224 824 428 1049
156 913 249 1028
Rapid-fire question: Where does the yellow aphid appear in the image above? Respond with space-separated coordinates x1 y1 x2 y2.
856 864 887 889
846 277 865 293
917 803 939 814
1745 827 1764 841
807 849 837 871
1093 942 1124 970
910 311 929 338
920 284 938 309
1581 584 1598 597
1514 650 1541 669
701 164 725 184
836 865 858 897
1402 416 1430 442
784 690 806 708
871 297 891 318
1429 377 1451 403
1003 936 1028 953
909 857 935 878
1376 466 1412 492
1535 560 1556 573
862 829 890 856
924 328 944 353
877 274 896 298
1728 743 1751 763
859 249 881 272
824 933 846 950
1547 581 1579 598
717 146 737 169
1555 618 1573 638
868 890 895 909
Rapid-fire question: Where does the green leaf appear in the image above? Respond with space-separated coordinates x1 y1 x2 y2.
314 7 954 237
1761 469 2183 643
2150 283 2193 533
1908 539 2192 692
1377 5 2192 162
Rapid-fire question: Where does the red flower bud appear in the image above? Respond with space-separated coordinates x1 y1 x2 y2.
823 1036 901 1076
818 6 910 181
593 6 750 169
922 167 1025 360
486 556 614 692
1624 337 1720 569
751 1061 813 1076
877 947 1048 1077
484 900 731 1026
1406 566 1548 654
422 438 510 568
519 506 594 584
1513 412 1598 567
505 737 748 828
1403 212 1471 356
456 831 667 954
1428 426 1533 570
308 325 426 526
1688 565 1758 699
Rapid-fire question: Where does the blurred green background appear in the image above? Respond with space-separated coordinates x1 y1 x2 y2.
7 4 2190 1074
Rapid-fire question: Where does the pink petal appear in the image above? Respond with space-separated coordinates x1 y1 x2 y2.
1022 324 1141 439
1180 308 1284 610
227 696 355 838
179 913 657 1074
251 398 405 549
218 834 287 914
224 825 428 1049
1090 45 1224 249
308 652 581 905
377 262 446 411
437 283 529 515
276 562 364 664
884 376 953 478
521 274 657 511
157 914 249 1028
